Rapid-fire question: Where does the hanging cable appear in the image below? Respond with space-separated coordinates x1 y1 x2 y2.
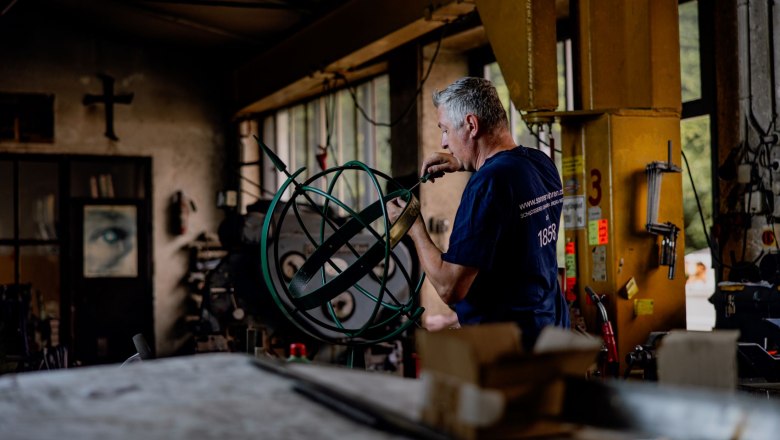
235 169 276 198
681 149 727 269
521 115 563 154
681 150 713 249
240 188 262 200
334 17 451 128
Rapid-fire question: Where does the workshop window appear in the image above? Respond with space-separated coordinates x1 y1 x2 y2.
0 93 55 143
679 0 713 256
679 0 716 331
679 1 702 103
251 75 390 214
679 0 714 257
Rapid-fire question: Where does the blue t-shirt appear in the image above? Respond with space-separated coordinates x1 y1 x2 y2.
442 146 569 350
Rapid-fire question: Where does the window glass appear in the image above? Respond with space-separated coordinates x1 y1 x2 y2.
485 63 512 116
679 1 701 102
356 82 372 209
307 100 321 173
19 161 58 240
275 109 291 199
374 75 391 175
681 115 715 330
0 161 12 239
0 246 12 284
338 89 358 213
261 76 390 214
240 119 261 209
20 245 60 319
292 104 307 176
681 115 712 251
557 41 567 111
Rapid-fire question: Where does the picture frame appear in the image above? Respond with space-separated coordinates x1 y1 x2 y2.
83 204 138 278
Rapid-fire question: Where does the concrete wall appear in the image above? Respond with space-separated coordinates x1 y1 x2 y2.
0 10 228 356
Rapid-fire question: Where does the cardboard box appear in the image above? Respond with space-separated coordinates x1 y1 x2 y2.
417 323 600 439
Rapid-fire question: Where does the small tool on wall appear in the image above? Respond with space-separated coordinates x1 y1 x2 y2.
645 140 682 279
170 191 197 235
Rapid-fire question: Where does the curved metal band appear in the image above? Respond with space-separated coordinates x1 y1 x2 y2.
288 191 420 311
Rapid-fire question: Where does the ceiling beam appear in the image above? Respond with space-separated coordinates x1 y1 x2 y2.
231 0 477 116
136 0 321 12
116 0 263 43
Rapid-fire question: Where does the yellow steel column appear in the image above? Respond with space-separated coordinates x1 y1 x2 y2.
560 111 686 371
564 0 685 374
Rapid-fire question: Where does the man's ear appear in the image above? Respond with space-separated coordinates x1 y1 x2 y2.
465 114 479 138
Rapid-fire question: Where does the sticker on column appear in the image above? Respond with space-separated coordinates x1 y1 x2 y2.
588 219 609 245
563 195 586 229
562 155 583 177
565 242 577 278
592 245 607 281
597 219 608 244
588 206 601 220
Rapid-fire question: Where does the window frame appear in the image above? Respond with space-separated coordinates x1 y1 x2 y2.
238 74 392 214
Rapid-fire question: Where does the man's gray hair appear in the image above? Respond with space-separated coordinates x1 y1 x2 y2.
432 77 509 132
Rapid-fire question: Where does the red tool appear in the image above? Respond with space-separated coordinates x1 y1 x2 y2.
585 286 619 378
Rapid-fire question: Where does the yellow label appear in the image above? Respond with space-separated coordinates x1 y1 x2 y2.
624 277 639 299
562 155 584 177
634 299 654 316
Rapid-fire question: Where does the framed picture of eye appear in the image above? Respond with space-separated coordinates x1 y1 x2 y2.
83 204 138 278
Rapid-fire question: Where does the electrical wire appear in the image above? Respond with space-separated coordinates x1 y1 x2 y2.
681 150 713 248
681 149 727 270
240 188 262 200
333 17 451 128
235 168 277 198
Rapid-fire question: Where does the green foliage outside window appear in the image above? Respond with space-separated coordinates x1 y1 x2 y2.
681 116 713 251
679 0 713 254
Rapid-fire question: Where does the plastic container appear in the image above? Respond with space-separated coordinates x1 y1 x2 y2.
286 342 311 363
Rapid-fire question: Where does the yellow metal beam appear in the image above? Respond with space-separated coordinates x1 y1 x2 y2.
576 0 681 111
476 0 558 112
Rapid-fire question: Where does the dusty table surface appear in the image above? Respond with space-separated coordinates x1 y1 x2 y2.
0 353 424 440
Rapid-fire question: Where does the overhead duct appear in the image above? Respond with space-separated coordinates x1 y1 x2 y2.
475 0 558 112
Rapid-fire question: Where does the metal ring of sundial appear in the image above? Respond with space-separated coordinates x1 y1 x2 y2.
260 159 424 345
288 190 419 310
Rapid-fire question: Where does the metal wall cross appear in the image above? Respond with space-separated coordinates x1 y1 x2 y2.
83 73 134 141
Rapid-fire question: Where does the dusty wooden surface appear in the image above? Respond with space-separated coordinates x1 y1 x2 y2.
0 353 423 440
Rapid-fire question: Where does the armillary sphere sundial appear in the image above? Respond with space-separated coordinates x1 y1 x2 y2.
257 137 427 346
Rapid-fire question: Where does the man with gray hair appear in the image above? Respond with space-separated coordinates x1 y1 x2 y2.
388 76 569 350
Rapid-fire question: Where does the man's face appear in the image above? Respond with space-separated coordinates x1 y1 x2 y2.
437 106 471 167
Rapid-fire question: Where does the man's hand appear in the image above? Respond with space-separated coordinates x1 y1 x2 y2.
423 312 461 331
420 152 463 182
385 196 407 224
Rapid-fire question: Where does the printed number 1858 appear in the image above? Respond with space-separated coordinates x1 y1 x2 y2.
538 223 557 247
